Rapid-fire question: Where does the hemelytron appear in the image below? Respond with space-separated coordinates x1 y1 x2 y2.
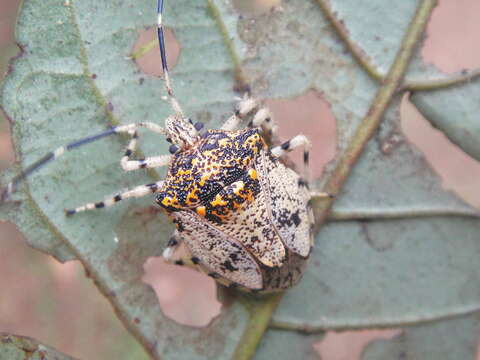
1 0 331 293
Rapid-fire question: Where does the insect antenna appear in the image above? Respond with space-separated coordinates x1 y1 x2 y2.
157 0 184 117
1 2 180 201
1 128 116 201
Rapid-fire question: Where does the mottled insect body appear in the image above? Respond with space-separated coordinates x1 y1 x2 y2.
1 0 329 293
157 126 315 292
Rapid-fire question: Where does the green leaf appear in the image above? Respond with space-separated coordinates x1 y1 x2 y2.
0 333 76 360
411 82 480 161
254 330 323 360
1 0 479 358
361 313 480 360
274 100 480 330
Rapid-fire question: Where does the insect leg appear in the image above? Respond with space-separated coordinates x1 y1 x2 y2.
271 134 312 184
119 129 171 171
163 235 237 287
163 232 201 269
222 95 278 139
65 181 164 216
221 95 259 131
271 135 331 198
248 106 278 139
0 122 168 202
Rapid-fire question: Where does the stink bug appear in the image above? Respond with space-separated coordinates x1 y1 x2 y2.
1 0 330 293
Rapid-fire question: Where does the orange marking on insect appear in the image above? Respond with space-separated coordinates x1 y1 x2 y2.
248 168 257 180
210 194 228 207
218 138 230 147
196 206 206 217
161 196 172 207
232 181 245 196
185 192 199 206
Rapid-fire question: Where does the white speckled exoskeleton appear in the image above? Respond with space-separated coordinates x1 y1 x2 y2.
1 0 330 293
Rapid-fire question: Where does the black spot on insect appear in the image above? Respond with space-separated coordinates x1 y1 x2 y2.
208 272 220 279
303 151 309 163
95 202 105 208
191 257 200 265
167 237 178 247
147 183 159 192
281 141 290 150
169 144 179 154
222 260 238 272
174 260 184 266
291 210 301 226
113 195 122 202
251 236 260 243
298 178 308 188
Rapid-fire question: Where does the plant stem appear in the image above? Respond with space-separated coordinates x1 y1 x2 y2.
313 0 438 229
234 1 438 359
233 294 283 360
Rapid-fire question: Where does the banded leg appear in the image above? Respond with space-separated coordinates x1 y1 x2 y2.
65 181 164 216
271 135 331 198
221 96 278 138
1 122 168 201
120 129 171 171
163 232 203 269
271 134 312 185
163 234 235 287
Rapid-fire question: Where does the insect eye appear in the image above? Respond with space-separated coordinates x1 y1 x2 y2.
169 144 179 154
194 122 204 131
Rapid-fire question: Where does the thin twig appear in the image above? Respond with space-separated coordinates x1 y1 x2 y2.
402 68 480 91
313 0 438 230
315 0 384 82
233 1 438 359
327 207 480 221
315 0 478 93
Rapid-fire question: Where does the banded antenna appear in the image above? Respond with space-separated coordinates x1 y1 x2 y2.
0 2 182 201
156 0 184 116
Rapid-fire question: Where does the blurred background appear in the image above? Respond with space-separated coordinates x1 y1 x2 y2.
1 0 479 359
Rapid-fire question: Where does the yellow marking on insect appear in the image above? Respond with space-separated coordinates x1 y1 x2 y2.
218 138 230 147
161 196 172 207
232 181 245 196
199 174 209 186
210 194 228 207
177 169 191 176
248 168 257 180
196 206 206 216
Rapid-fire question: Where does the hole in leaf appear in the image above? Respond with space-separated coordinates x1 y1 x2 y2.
422 0 480 72
401 96 480 208
0 222 144 359
143 254 222 327
265 90 336 180
314 329 400 359
133 27 180 77
232 0 282 15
